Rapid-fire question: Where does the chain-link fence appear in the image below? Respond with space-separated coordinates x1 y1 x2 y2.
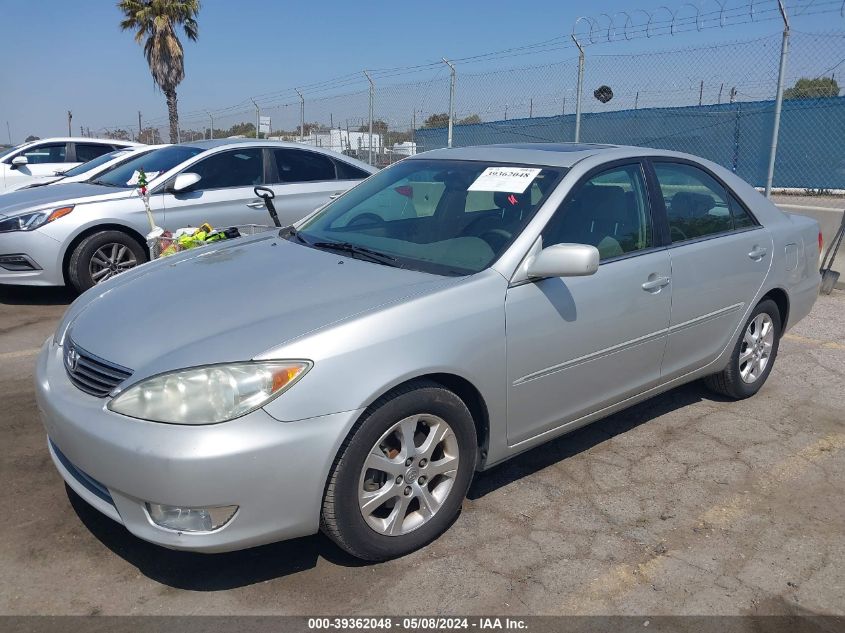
99 1 845 199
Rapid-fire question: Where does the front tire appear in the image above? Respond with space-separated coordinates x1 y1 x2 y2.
321 380 477 561
68 230 147 293
704 298 782 399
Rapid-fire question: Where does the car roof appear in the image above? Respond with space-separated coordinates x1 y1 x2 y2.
181 138 337 150
411 142 688 168
19 137 139 145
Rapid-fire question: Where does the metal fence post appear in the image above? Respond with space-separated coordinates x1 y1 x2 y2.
572 34 585 143
295 89 304 142
364 71 374 164
443 58 456 148
251 98 260 140
765 0 790 197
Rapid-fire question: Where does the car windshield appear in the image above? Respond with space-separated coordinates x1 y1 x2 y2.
62 149 130 177
92 145 203 188
0 144 23 161
296 159 564 276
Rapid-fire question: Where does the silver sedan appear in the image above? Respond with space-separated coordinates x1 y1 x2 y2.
0 139 374 291
36 143 821 560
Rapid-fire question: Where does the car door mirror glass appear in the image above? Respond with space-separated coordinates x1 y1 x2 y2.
172 172 201 193
11 156 28 167
527 243 599 279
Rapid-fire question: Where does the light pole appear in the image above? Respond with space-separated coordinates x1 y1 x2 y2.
206 111 214 139
295 89 304 142
363 71 374 164
251 98 260 139
443 58 456 148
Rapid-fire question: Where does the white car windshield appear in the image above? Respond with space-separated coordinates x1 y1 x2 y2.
296 159 564 276
62 149 130 177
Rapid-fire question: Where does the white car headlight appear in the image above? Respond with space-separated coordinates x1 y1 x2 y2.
0 205 74 233
108 361 311 424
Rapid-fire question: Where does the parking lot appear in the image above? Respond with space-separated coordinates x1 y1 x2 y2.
0 283 843 616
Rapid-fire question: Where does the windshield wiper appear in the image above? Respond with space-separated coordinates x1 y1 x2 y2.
89 179 119 187
311 240 398 266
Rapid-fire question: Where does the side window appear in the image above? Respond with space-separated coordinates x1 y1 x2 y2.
543 163 653 260
334 159 371 180
273 149 336 183
189 149 263 190
729 193 757 229
75 143 113 163
21 143 67 164
653 162 733 242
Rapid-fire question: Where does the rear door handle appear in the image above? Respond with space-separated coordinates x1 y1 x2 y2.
642 276 671 292
246 199 265 209
748 247 768 260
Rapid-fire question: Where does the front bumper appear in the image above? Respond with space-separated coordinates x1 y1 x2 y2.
35 339 362 552
0 229 64 286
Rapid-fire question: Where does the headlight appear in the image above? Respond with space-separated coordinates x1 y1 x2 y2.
0 205 74 233
108 361 311 424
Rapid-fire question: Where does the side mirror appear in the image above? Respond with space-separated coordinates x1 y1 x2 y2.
526 243 599 279
11 156 28 169
171 172 201 193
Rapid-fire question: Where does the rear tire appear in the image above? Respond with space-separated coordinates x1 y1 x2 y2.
704 299 781 399
68 230 147 293
321 380 477 561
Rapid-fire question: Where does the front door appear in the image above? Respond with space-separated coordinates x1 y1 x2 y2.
649 160 773 379
161 147 268 230
506 162 672 445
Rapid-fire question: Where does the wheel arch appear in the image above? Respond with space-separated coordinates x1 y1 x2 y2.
760 287 790 332
61 223 148 285
356 372 491 467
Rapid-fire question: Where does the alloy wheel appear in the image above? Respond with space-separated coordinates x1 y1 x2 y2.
358 414 459 536
89 243 138 284
739 313 775 383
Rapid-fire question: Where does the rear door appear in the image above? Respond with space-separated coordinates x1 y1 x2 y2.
649 159 772 379
266 148 364 225
160 147 267 229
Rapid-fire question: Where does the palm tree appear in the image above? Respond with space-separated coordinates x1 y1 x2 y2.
118 0 200 143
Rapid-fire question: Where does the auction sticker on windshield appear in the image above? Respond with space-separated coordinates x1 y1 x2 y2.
467 166 541 193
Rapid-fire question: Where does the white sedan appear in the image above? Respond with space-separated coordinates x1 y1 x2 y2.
0 137 138 193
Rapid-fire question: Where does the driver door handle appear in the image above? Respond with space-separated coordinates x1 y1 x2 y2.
748 246 768 261
642 276 671 292
328 192 343 200
246 199 265 209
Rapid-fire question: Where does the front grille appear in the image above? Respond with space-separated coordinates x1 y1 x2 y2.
64 338 132 397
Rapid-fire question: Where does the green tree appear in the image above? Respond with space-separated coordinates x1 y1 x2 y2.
137 127 163 144
784 77 840 100
104 128 132 141
422 113 449 128
458 114 482 125
118 0 200 143
357 119 388 136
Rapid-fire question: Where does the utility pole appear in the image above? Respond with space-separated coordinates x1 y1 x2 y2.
765 0 790 197
6 121 11 145
295 89 304 142
443 58 456 149
206 111 214 139
363 72 374 164
529 98 533 118
699 80 704 106
251 98 260 139
67 111 72 136
572 34 585 143
138 111 142 142
718 83 724 104
634 92 639 110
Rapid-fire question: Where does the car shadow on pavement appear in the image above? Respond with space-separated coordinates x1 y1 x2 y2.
0 284 76 306
468 380 730 500
65 381 729 590
66 486 369 591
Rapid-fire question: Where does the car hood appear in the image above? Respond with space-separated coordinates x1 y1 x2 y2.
66 236 460 380
0 182 132 217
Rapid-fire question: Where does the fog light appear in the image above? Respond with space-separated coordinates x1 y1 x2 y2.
146 503 238 532
0 254 40 271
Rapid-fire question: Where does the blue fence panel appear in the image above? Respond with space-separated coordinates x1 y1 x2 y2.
414 96 845 189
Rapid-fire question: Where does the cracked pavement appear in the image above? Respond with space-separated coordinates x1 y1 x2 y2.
0 285 843 616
